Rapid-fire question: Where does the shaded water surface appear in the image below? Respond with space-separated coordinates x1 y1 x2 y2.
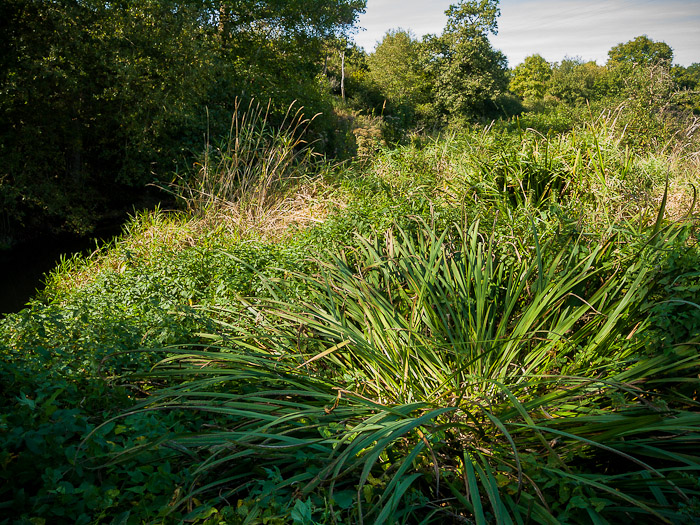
0 229 120 316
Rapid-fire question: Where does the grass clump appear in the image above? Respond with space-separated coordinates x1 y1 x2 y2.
170 98 339 241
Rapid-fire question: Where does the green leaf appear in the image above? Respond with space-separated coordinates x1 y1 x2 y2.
291 498 314 524
332 490 355 510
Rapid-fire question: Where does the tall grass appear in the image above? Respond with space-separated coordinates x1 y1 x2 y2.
369 111 696 232
170 98 333 239
13 98 697 523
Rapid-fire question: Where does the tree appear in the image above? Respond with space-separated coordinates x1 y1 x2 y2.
444 0 500 38
428 0 509 122
607 35 673 67
510 54 552 100
599 37 675 102
0 0 367 242
673 63 700 91
214 0 366 115
368 30 428 111
0 0 214 236
547 58 605 104
321 39 382 108
672 63 700 114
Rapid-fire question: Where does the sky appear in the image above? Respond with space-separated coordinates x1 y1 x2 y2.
352 0 700 67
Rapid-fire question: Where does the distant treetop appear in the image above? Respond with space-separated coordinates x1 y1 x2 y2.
607 35 673 67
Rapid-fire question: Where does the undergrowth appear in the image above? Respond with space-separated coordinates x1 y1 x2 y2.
1 100 699 524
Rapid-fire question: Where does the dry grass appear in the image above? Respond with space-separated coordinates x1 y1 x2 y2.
164 98 350 241
664 117 700 221
663 169 698 222
197 176 347 241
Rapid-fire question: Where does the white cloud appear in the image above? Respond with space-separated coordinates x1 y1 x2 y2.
354 0 452 50
353 0 700 66
493 0 700 66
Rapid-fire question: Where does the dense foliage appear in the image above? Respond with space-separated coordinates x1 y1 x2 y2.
0 0 365 244
2 1 700 523
362 1 514 130
507 35 700 130
2 95 699 521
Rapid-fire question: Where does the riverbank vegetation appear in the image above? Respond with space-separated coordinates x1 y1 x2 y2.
2 0 700 523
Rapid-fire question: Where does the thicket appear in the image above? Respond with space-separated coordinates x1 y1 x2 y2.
508 36 700 140
0 0 365 245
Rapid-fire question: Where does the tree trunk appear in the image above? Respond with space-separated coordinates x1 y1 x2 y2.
219 3 230 46
340 49 345 100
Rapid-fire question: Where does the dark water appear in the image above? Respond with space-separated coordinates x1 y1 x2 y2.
0 228 121 317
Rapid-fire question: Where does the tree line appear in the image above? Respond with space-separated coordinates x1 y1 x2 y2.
339 24 699 129
1 0 698 245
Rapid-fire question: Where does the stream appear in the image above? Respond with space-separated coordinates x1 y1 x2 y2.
0 226 122 317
